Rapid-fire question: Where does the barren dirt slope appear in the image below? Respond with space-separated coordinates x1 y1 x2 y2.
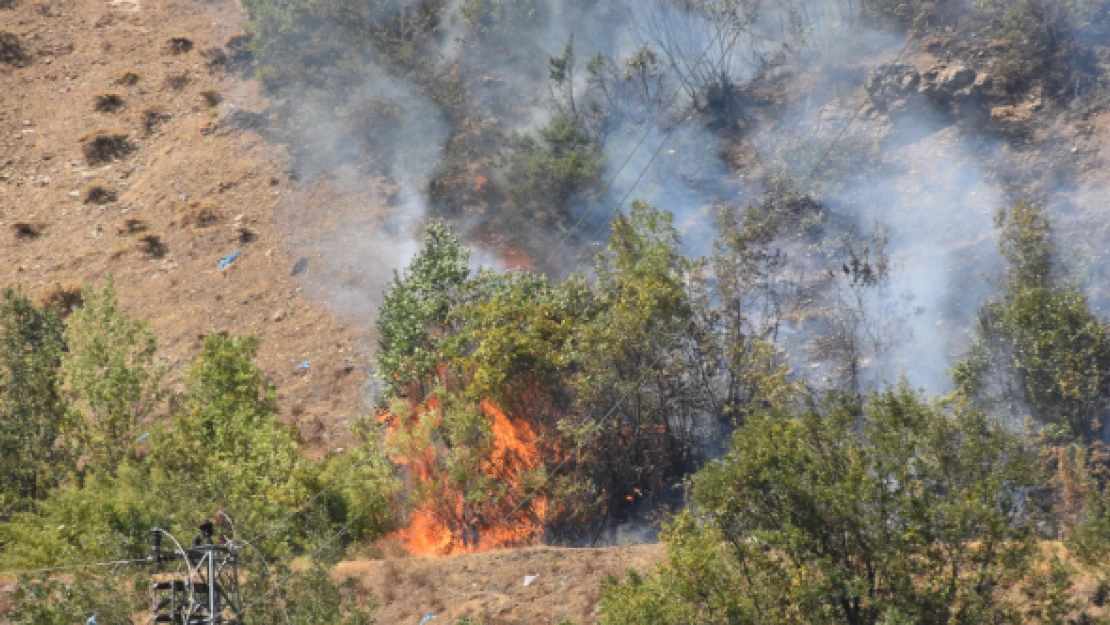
0 0 369 448
338 544 665 625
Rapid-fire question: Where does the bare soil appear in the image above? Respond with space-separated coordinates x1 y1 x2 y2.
0 0 373 450
337 544 665 625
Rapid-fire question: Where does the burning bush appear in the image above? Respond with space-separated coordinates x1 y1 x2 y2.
377 207 714 552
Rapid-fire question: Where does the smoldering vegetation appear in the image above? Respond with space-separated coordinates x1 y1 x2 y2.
223 0 1110 537
228 0 1106 397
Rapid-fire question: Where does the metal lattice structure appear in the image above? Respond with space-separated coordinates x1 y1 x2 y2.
150 521 243 624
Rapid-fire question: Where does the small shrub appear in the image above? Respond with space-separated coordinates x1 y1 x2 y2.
200 90 221 107
119 218 148 234
84 185 116 204
165 36 193 55
506 116 603 217
140 107 170 134
861 0 927 28
10 221 43 239
163 72 189 90
78 129 133 165
135 233 166 258
201 46 228 70
0 32 30 67
91 92 125 113
236 225 257 243
116 69 140 85
175 199 220 228
38 282 83 317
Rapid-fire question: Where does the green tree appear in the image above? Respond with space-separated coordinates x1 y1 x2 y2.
506 115 603 219
602 384 1039 624
63 278 166 468
377 219 471 401
0 288 69 516
243 562 375 625
954 201 1110 442
0 334 396 568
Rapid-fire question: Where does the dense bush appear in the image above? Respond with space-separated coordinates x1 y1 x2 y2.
601 385 1041 624
506 116 604 219
955 201 1110 442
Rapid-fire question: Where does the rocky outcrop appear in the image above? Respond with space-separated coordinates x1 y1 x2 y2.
866 62 993 116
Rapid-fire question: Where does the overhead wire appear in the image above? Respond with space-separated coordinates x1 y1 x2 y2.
483 0 941 540
479 1 766 539
540 19 731 269
0 558 152 578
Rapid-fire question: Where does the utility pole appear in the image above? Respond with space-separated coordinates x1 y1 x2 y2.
149 520 243 624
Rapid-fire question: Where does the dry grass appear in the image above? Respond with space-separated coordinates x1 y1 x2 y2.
335 544 665 624
140 107 171 135
92 91 125 113
78 129 133 164
0 32 29 67
119 217 148 234
165 36 193 55
135 232 166 258
175 199 221 228
84 184 117 204
163 72 189 91
116 68 140 85
38 282 83 317
10 220 43 239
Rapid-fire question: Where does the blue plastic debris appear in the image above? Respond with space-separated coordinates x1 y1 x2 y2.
219 250 242 270
419 615 436 625
297 361 310 371
136 432 150 443
87 617 98 625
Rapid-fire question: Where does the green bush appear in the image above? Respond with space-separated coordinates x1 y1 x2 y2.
0 288 69 516
506 116 603 219
954 201 1110 442
601 385 1040 624
0 334 397 569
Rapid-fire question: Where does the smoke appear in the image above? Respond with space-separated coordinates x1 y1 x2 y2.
250 0 1077 398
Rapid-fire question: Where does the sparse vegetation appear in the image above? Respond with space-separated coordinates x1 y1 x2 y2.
175 198 221 228
83 184 116 204
140 106 170 134
91 92 124 113
135 232 166 258
0 32 29 67
165 36 193 55
78 129 133 165
9 221 43 239
115 68 140 85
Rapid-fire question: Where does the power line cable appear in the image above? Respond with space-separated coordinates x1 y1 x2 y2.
480 8 765 536
801 1 942 186
541 20 731 269
0 558 151 578
483 0 939 540
241 496 381 614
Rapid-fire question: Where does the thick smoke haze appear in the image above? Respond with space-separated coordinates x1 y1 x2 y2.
256 0 1069 396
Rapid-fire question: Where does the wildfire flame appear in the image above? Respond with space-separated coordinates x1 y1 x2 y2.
385 398 547 556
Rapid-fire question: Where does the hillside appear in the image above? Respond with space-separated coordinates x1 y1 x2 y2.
0 0 369 450
9 0 1110 623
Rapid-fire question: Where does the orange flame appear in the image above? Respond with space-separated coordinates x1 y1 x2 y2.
385 398 548 557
